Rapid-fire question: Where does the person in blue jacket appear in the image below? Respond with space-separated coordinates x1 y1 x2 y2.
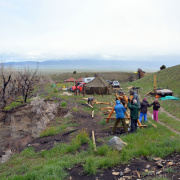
111 100 128 134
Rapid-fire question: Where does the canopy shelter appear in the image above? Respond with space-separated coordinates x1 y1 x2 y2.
75 77 84 83
64 77 76 82
85 76 113 95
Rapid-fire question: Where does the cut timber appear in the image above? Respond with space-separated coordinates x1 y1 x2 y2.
92 131 97 152
96 102 110 105
83 98 88 100
85 102 93 108
105 117 131 120
100 107 113 110
137 119 143 129
106 107 115 123
111 125 147 128
148 120 157 128
92 110 94 119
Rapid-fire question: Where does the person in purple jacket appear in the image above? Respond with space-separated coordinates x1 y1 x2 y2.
111 100 128 134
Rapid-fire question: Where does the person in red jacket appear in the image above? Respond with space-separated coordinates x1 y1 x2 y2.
150 99 160 122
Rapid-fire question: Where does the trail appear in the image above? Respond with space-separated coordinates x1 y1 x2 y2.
147 111 180 135
139 94 180 135
159 107 180 122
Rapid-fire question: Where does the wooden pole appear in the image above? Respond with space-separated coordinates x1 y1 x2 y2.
92 131 97 152
106 107 114 123
92 110 94 118
148 120 157 128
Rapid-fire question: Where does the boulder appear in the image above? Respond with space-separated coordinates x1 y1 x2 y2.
108 136 127 151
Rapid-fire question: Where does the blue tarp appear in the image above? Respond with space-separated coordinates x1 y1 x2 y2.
160 96 179 100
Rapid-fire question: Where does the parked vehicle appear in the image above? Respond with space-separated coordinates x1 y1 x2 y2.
71 82 86 92
106 80 113 84
83 77 95 83
112 81 120 88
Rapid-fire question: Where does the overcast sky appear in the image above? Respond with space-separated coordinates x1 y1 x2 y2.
0 0 180 63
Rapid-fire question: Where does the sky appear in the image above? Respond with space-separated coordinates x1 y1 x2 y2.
0 0 180 63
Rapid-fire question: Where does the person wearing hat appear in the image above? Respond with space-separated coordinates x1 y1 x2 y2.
128 99 139 132
150 99 160 122
129 89 140 108
139 98 151 122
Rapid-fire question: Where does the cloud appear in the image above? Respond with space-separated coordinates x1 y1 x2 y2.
0 0 180 62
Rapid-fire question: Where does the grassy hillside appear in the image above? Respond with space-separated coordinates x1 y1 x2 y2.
127 64 180 119
130 65 180 96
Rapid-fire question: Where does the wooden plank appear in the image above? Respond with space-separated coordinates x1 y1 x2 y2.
92 131 97 152
96 102 110 105
111 125 147 128
85 102 93 108
105 117 131 119
92 110 94 119
106 107 115 123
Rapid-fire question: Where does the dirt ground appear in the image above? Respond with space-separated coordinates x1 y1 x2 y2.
24 98 180 180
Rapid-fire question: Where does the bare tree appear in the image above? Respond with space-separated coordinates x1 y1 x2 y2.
17 63 39 103
0 63 12 108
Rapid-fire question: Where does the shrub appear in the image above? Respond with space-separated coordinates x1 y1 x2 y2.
73 71 76 74
61 101 67 107
54 88 58 93
160 65 166 70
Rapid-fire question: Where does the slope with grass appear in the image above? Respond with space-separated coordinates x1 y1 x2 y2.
128 65 180 119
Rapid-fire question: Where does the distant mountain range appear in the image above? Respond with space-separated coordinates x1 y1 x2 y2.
4 60 179 72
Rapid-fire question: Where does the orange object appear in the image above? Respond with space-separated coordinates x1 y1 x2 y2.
155 95 159 98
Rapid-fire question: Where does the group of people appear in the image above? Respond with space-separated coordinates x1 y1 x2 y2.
112 90 160 134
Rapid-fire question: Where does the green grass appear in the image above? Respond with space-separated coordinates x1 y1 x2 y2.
40 117 78 137
158 112 180 131
1 122 179 179
126 65 180 119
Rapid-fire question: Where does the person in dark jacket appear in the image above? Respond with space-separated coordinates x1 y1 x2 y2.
129 90 140 108
128 99 139 132
150 99 160 122
112 100 128 134
87 97 95 107
139 98 151 122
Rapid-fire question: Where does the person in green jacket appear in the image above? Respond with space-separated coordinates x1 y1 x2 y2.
127 98 139 133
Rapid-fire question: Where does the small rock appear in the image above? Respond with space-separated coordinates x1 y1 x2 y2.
119 171 123 176
100 174 103 176
68 168 71 170
148 171 155 176
156 170 162 175
127 164 130 166
124 167 131 174
146 164 150 169
95 177 98 180
69 176 72 180
123 176 131 179
157 163 163 168
167 162 173 166
118 178 125 180
112 172 119 176
144 169 148 173
132 170 140 178
153 157 162 161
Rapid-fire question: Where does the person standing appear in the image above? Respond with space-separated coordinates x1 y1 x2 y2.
111 100 128 134
150 99 160 122
139 98 151 122
129 89 140 108
128 99 139 132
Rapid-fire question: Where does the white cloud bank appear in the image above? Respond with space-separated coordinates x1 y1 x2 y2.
0 0 180 62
